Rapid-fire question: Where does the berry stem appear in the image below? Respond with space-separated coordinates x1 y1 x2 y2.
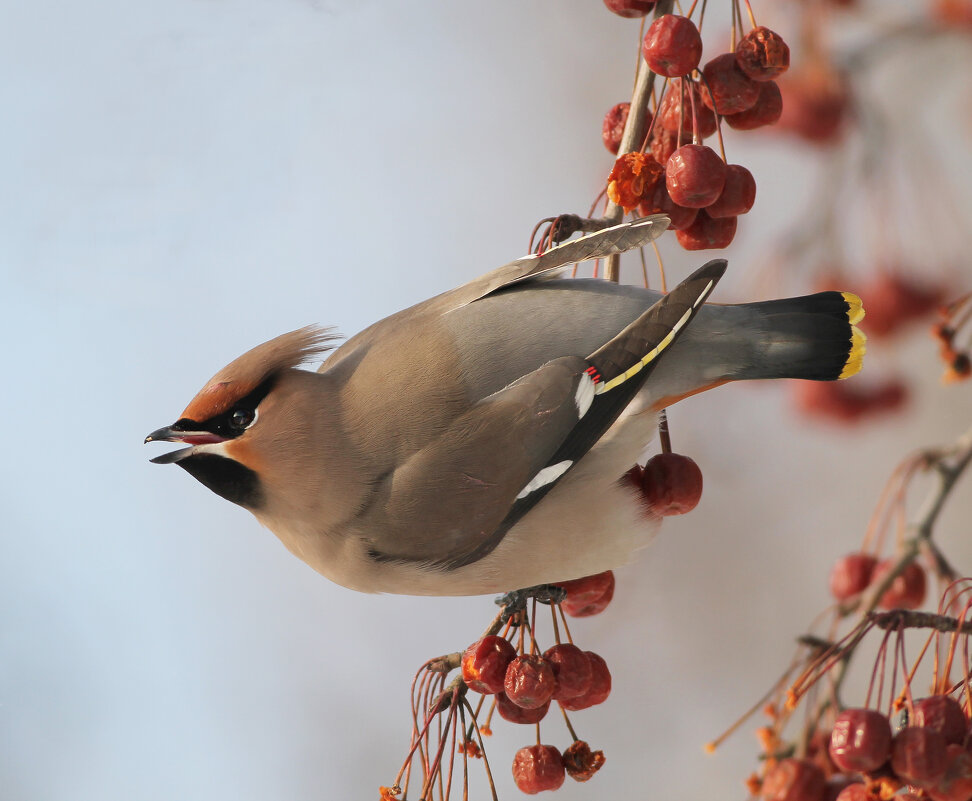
658 409 673 454
742 0 757 29
462 698 499 801
556 604 576 645
559 704 581 743
550 603 561 645
651 239 667 292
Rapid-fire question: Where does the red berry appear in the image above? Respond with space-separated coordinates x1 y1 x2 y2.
504 655 556 710
829 553 878 601
700 52 760 115
706 164 756 218
829 708 892 773
833 784 869 801
496 692 550 725
676 209 737 250
792 380 909 425
735 26 790 81
658 79 718 139
762 758 827 801
461 635 517 694
724 80 783 130
560 652 611 711
555 571 615 616
543 644 593 700
928 745 972 801
777 68 850 144
563 581 614 617
858 273 944 339
562 740 606 782
892 727 949 786
915 697 968 746
639 179 699 231
512 744 566 794
649 126 692 164
603 0 656 17
872 560 927 610
640 452 704 515
642 15 703 77
666 144 727 208
602 102 629 154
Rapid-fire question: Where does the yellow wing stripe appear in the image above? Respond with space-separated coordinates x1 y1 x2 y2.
595 307 692 394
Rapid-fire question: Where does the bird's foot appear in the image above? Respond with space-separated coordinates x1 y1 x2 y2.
495 584 567 623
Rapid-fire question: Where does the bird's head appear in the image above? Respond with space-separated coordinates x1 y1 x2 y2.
145 326 339 511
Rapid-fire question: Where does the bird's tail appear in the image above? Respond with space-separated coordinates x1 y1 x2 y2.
736 290 866 382
644 290 866 409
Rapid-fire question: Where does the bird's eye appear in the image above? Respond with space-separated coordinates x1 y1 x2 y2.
230 408 255 431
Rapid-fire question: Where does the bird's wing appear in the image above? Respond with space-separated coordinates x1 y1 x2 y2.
440 215 669 310
360 259 725 571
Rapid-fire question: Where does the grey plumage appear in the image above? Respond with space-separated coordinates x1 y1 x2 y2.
146 218 865 595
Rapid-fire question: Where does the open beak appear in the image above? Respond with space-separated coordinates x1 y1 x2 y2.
145 424 226 464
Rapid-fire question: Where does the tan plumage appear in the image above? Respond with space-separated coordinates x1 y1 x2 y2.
146 219 865 596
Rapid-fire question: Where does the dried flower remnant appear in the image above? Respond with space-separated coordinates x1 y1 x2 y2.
607 152 663 212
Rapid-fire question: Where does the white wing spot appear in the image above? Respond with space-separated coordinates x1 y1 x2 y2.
575 374 596 418
516 460 573 500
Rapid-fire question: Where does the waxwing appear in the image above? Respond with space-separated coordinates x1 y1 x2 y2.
146 217 865 596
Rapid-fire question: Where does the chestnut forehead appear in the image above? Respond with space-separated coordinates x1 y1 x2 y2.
181 380 255 422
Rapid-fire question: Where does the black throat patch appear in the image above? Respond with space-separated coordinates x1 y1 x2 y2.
177 453 264 510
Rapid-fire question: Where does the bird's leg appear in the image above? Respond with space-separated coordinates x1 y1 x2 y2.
495 584 567 623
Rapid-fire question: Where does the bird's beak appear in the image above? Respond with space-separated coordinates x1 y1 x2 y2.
144 424 226 464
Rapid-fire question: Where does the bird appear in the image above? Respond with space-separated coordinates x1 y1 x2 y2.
146 216 865 596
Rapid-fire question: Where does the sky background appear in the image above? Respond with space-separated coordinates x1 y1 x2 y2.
2 1 970 799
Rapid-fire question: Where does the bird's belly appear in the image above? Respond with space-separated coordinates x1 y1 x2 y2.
261 410 662 596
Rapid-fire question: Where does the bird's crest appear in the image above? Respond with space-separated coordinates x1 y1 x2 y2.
180 326 340 422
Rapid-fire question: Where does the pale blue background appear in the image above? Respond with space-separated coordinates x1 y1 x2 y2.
2 2 970 799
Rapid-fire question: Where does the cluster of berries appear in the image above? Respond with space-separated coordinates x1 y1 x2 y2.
602 1 789 251
460 572 615 793
829 552 927 610
761 696 972 801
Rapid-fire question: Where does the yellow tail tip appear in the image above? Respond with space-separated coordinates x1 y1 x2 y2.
842 292 865 325
839 325 867 379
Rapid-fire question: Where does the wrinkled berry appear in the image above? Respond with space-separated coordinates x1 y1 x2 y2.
461 635 517 694
642 15 703 77
496 692 550 725
666 144 727 208
676 210 737 250
505 654 556 710
724 80 783 130
544 644 593 700
706 164 756 218
700 52 760 114
560 652 611 711
735 26 790 81
512 744 565 794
